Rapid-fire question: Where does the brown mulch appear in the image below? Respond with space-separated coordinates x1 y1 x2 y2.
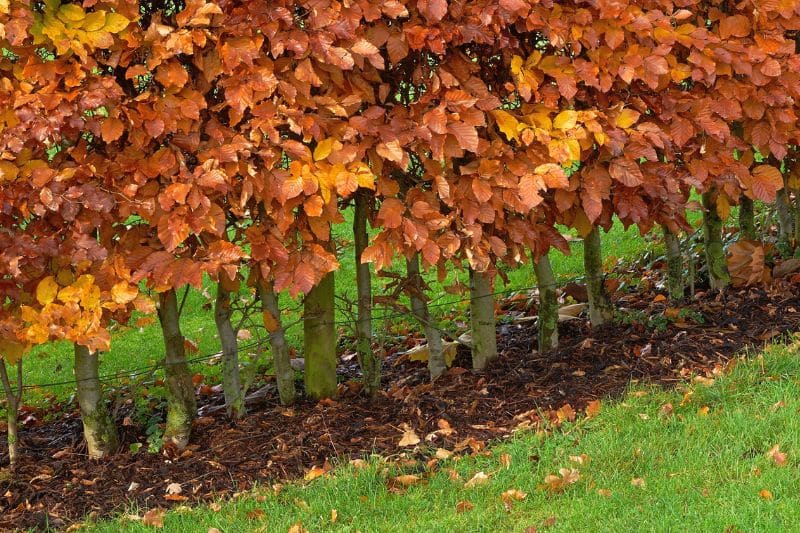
2 283 800 530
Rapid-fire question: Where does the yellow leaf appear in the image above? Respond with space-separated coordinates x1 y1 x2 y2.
80 11 107 32
313 138 335 162
0 339 29 365
111 282 138 304
102 12 131 34
510 55 524 76
36 276 59 306
0 0 8 15
553 110 578 130
492 110 520 141
25 322 49 345
615 108 640 129
57 4 86 23
0 161 18 181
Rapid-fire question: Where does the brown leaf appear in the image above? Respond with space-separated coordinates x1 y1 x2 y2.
142 509 165 528
631 477 646 488
456 500 474 513
759 489 773 500
398 425 421 447
585 399 601 418
464 471 490 488
767 445 787 466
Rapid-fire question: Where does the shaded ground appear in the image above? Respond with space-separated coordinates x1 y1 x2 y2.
2 281 800 531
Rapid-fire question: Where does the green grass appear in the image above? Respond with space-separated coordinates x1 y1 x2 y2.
17 214 659 405
82 341 800 532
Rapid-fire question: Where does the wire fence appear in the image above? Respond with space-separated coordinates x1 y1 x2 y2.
4 279 584 394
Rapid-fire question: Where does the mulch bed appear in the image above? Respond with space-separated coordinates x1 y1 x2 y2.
2 282 800 531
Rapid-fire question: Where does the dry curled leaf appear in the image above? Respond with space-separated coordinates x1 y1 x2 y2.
142 508 165 528
767 445 787 466
398 425 421 447
501 489 527 509
456 500 474 513
539 468 580 493
631 477 646 488
464 471 490 488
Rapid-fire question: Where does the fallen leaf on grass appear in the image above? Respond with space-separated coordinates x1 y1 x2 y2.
631 477 646 488
304 466 326 481
392 474 421 487
435 448 453 460
597 488 612 497
287 523 308 533
556 404 576 423
539 468 580 493
759 489 773 500
142 509 165 528
585 399 601 418
209 502 222 512
208 528 222 533
330 509 338 523
659 403 674 417
569 454 588 465
247 509 266 520
500 453 512 469
501 489 527 509
456 500 474 513
697 406 710 417
767 445 787 466
464 471 490 488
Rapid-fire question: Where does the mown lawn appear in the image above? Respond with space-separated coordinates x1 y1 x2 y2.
82 341 800 532
19 213 660 404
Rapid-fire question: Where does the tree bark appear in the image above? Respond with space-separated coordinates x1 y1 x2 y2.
469 268 497 371
583 227 613 327
354 191 381 397
74 344 118 459
534 253 558 352
663 226 684 302
738 195 757 241
304 271 338 400
157 289 196 449
0 359 21 466
214 284 244 419
776 179 794 251
701 191 731 290
407 253 446 380
258 281 295 406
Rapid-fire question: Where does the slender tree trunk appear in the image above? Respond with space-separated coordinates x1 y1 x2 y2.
583 227 613 326
663 226 684 302
407 253 446 380
793 189 800 248
157 289 196 449
214 284 244 419
354 191 380 397
701 191 731 290
534 253 558 352
0 359 21 466
739 195 757 241
776 179 794 251
74 345 118 459
469 268 497 371
258 281 295 406
304 271 338 400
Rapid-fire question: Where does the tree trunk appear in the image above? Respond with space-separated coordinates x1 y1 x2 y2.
0 359 21 466
354 191 380 397
776 179 794 251
258 281 295 406
304 271 338 400
534 253 558 352
407 253 446 380
74 344 118 459
214 284 244 419
157 289 196 449
469 268 497 371
701 191 730 290
738 195 757 241
663 226 684 302
583 227 613 326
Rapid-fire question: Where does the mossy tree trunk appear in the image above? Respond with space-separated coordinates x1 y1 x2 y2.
663 226 684 302
407 253 446 380
354 191 380 397
258 280 295 406
304 271 338 400
74 344 118 459
583 227 613 327
469 268 497 371
701 191 731 290
534 253 558 352
157 288 197 449
738 195 757 241
0 359 22 466
214 284 244 419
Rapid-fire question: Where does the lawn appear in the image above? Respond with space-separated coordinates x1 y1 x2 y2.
82 341 800 532
18 213 661 404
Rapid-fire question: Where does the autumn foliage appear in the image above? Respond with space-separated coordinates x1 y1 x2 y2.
1 0 800 459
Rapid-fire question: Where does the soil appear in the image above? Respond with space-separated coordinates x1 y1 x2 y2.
2 281 800 531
